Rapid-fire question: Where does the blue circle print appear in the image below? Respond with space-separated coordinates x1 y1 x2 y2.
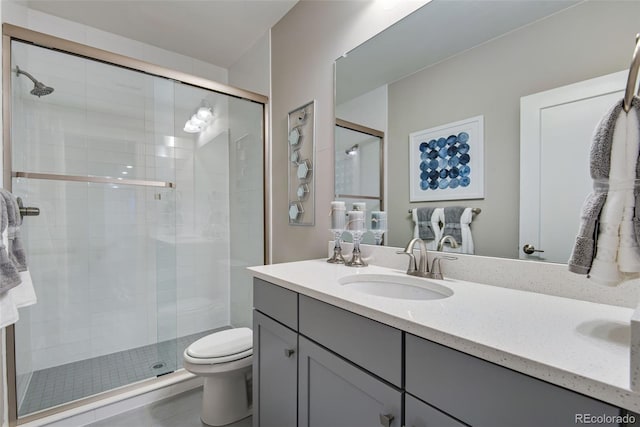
439 169 448 179
438 158 447 169
446 135 457 145
427 150 439 159
420 171 428 180
420 151 428 160
429 159 439 169
420 180 429 190
449 167 459 178
438 179 449 189
420 161 429 171
447 145 458 157
458 143 470 154
459 153 471 165
459 165 471 177
449 178 460 189
429 180 439 190
460 176 471 187
428 139 437 149
448 156 460 167
438 147 448 158
458 132 469 143
428 169 439 180
419 142 429 152
437 137 447 148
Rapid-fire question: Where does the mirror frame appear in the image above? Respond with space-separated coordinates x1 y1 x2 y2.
335 118 385 212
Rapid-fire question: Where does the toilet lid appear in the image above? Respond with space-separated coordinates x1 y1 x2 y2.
187 327 252 359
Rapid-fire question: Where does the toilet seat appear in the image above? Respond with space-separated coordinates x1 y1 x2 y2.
184 327 253 365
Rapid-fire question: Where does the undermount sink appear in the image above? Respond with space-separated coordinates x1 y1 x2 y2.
338 274 453 301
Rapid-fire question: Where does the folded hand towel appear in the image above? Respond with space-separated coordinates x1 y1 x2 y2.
413 207 436 240
3 228 35 308
0 288 18 328
570 96 640 285
0 190 27 271
589 98 640 285
568 98 627 274
0 194 21 293
442 206 465 243
440 207 475 255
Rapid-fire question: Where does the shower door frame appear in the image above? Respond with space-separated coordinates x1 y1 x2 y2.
2 23 271 426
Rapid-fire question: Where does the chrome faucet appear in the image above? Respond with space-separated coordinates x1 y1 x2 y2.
437 235 459 251
396 238 430 277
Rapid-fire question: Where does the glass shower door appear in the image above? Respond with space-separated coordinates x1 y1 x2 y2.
11 40 178 416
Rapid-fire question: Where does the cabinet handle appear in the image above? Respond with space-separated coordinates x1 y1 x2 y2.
379 413 394 427
284 348 295 357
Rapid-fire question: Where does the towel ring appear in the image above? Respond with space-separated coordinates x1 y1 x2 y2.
623 33 640 113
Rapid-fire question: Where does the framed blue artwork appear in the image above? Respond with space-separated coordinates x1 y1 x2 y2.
409 115 484 202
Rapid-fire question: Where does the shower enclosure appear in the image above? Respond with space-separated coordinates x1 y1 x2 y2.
3 25 267 424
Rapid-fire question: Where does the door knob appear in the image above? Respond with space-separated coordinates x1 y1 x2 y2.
284 348 295 358
523 244 544 255
379 413 394 427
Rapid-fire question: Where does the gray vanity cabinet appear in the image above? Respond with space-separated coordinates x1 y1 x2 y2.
253 278 628 427
405 334 621 427
404 394 466 427
298 336 402 427
253 278 299 427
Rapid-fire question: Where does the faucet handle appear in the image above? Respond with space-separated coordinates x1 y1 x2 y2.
396 250 417 273
429 256 457 280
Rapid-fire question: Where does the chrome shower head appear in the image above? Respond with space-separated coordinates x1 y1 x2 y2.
345 144 359 155
15 66 54 97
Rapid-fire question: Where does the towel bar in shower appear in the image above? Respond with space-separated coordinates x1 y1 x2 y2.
16 197 39 218
12 171 175 188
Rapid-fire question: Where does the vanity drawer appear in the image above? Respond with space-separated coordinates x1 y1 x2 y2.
405 393 466 427
299 295 402 387
405 334 620 427
253 278 298 330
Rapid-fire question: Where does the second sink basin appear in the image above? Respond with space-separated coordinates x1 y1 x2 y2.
338 274 453 301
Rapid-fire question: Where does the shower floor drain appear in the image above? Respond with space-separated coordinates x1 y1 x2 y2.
152 362 166 370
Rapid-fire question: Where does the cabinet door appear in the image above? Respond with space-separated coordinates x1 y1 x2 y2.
298 336 401 427
405 394 466 427
253 310 297 427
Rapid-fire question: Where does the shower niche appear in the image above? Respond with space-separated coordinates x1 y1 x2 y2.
5 31 265 421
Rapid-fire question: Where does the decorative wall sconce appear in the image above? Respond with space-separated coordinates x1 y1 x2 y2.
288 100 315 225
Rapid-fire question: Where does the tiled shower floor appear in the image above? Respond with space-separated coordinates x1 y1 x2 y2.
19 328 224 416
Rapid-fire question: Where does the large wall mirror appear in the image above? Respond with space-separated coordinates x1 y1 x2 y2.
334 0 640 262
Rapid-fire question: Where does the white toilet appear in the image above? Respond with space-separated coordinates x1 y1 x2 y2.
183 327 253 426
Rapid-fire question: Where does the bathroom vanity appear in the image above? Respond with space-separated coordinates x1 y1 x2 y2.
249 260 640 427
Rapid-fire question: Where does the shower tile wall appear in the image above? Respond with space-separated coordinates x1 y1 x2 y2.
11 39 234 411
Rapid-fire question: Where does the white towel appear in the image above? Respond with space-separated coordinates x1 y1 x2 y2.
440 207 475 255
0 228 18 327
589 107 640 285
412 208 443 250
4 226 36 308
0 288 18 329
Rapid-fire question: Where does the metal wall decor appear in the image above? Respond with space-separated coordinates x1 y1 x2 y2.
288 100 316 225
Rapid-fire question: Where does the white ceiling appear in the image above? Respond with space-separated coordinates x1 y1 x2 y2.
22 0 298 68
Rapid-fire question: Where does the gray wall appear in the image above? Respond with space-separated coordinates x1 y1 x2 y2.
270 0 426 263
387 1 640 258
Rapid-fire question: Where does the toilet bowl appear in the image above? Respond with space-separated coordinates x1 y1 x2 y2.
183 327 253 426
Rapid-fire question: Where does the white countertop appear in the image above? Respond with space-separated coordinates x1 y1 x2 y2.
248 259 640 412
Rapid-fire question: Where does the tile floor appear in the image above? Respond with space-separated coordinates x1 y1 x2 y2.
19 328 225 416
83 387 252 427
